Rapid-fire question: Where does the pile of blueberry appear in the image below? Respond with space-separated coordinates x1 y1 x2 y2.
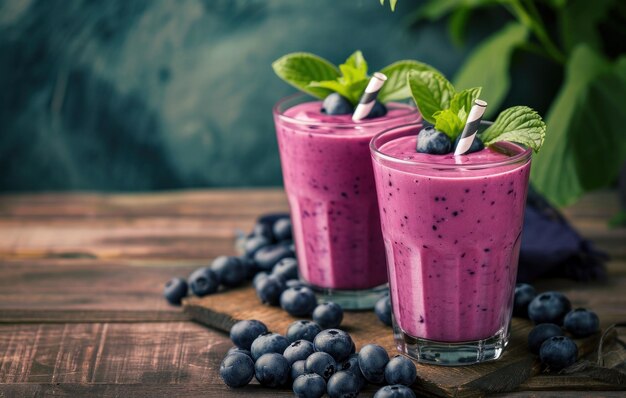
221 318 417 398
163 213 345 328
513 283 600 371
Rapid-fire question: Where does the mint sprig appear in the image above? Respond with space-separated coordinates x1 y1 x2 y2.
482 106 546 153
273 51 438 106
272 53 340 99
407 70 546 151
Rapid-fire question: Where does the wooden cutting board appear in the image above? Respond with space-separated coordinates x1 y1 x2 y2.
183 285 618 397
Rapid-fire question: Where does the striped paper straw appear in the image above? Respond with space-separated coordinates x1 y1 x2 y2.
454 99 487 156
352 72 387 121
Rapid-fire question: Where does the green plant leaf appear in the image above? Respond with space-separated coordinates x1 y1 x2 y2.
453 23 527 118
272 52 340 99
559 0 613 53
379 0 399 11
449 87 482 120
407 70 455 124
482 106 546 152
531 45 626 206
378 60 439 103
308 80 353 102
434 109 465 138
448 6 472 47
345 50 368 76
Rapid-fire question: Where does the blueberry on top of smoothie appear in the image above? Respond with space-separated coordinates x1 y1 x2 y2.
322 93 354 115
416 126 452 155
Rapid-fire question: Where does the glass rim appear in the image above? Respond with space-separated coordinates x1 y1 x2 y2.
370 122 532 170
273 93 419 128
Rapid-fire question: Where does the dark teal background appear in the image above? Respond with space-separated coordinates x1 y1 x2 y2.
0 0 558 191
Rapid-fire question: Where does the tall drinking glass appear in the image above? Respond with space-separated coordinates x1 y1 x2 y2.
273 94 419 309
370 123 531 364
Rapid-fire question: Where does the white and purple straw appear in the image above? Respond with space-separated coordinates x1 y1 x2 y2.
352 72 387 121
454 99 487 156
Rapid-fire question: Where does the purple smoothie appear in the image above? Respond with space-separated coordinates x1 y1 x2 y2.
371 127 531 342
273 96 418 292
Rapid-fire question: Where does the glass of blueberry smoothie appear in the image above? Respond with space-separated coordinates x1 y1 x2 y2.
274 94 418 309
369 69 545 364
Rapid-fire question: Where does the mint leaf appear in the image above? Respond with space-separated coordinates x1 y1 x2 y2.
272 52 340 99
482 106 546 153
378 60 439 102
433 109 464 139
338 64 366 86
407 70 455 124
345 50 367 76
449 87 482 121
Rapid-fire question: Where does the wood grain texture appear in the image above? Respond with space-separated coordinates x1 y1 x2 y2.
184 285 617 397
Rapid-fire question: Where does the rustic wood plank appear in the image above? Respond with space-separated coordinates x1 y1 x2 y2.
184 285 616 397
0 322 223 384
0 260 196 316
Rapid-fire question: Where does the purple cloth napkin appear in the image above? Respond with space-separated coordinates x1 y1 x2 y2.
518 188 608 282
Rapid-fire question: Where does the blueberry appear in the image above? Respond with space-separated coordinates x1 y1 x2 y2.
293 373 327 398
163 277 188 305
283 339 315 365
340 354 366 388
305 351 337 380
322 93 354 115
375 296 392 326
226 346 253 359
286 279 306 289
327 370 362 398
513 283 537 318
366 101 388 119
539 336 578 371
453 134 484 154
219 352 255 388
528 323 564 354
244 235 271 258
528 291 572 325
253 222 275 242
312 302 344 329
280 286 318 317
358 344 390 384
254 353 290 387
313 329 354 362
188 267 219 297
286 320 323 343
374 384 417 398
254 244 295 271
273 218 293 241
238 256 258 279
272 257 299 280
250 332 289 361
291 359 307 381
230 319 268 350
416 126 452 155
253 271 269 288
256 275 287 305
384 355 416 386
211 256 246 287
564 308 600 337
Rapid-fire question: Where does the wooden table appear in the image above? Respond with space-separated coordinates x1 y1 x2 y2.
0 189 624 397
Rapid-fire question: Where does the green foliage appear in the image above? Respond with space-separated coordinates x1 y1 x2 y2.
379 0 398 11
387 0 626 207
453 23 527 118
531 46 626 205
